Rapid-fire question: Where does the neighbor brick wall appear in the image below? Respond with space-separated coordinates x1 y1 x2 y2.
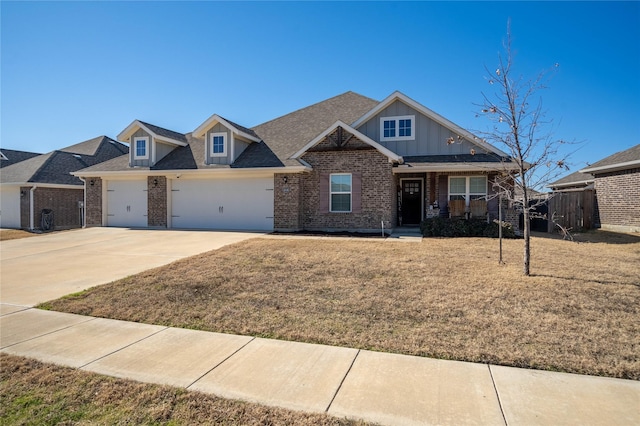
594 168 640 231
300 147 395 231
85 178 103 227
19 187 83 230
274 173 303 231
147 176 167 227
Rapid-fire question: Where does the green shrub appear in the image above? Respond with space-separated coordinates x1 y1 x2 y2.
420 217 516 238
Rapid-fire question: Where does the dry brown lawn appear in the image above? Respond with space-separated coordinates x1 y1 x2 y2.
0 229 37 241
0 354 367 425
41 231 640 379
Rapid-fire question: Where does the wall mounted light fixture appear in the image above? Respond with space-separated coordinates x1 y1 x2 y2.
89 179 95 186
283 176 288 184
153 178 158 187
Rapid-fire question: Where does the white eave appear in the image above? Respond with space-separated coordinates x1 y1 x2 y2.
117 120 188 147
351 91 510 158
546 179 595 189
0 182 82 189
192 114 261 142
71 165 310 179
580 159 640 174
393 162 522 173
290 120 403 163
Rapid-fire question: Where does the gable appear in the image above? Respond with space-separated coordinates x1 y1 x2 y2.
356 99 484 157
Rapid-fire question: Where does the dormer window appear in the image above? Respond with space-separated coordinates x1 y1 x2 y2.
380 115 415 141
210 132 227 157
133 137 149 159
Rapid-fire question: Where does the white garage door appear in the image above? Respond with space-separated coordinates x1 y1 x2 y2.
171 177 274 231
106 180 148 227
0 186 21 228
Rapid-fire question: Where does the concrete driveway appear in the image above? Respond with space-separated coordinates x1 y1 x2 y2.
0 227 262 307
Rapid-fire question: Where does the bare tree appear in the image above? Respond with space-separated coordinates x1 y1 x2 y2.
477 25 572 275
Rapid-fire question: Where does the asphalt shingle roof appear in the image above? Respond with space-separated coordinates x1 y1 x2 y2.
0 137 128 185
251 91 379 166
548 170 594 188
0 149 41 168
139 121 188 144
583 143 640 171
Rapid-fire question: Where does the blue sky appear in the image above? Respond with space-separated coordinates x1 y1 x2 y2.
2 1 639 180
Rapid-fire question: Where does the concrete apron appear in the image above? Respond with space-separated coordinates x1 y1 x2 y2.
2 308 639 426
0 227 262 307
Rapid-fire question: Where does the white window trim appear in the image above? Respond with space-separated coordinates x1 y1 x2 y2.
210 132 227 157
448 175 487 206
330 173 352 213
133 137 149 160
380 115 415 141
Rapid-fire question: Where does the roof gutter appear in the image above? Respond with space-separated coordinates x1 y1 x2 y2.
71 165 312 179
580 159 640 174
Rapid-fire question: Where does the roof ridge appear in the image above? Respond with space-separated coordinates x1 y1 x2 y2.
251 91 376 130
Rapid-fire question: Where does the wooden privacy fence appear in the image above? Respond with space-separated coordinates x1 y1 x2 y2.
548 189 596 231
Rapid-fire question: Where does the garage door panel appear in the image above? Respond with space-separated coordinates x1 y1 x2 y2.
107 180 148 228
171 178 273 231
0 187 21 229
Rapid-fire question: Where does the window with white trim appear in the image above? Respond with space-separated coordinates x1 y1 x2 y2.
380 115 415 141
210 132 227 157
448 176 487 205
133 137 149 160
330 173 352 212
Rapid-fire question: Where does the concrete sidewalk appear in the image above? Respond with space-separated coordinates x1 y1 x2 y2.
2 306 638 426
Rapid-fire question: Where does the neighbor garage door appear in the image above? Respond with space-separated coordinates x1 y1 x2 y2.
171 177 274 231
106 180 148 227
0 186 21 228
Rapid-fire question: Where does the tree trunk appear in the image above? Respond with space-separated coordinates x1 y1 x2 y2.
523 208 531 276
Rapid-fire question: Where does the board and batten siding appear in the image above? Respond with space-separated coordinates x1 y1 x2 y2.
206 123 231 165
355 100 479 156
154 141 174 164
130 128 152 167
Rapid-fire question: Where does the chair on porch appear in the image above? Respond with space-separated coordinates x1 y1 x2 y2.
448 200 466 218
469 199 488 220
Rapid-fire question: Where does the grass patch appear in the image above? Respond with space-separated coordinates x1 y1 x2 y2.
0 354 367 425
41 234 640 380
0 230 38 241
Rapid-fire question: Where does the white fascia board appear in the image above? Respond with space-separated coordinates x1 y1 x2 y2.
72 166 310 179
546 179 594 189
290 120 402 163
393 162 522 173
580 159 640 174
117 120 143 143
118 120 186 146
153 135 188 147
351 91 510 158
193 114 260 142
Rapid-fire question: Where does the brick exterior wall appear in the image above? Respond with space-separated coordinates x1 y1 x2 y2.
594 168 640 232
274 173 303 231
19 186 83 230
299 146 395 231
85 178 103 227
147 176 167 228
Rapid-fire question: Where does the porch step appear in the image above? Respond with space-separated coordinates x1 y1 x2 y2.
389 227 423 242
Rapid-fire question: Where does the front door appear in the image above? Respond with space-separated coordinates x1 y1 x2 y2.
401 180 422 225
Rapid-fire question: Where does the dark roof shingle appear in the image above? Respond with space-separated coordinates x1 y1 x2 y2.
138 121 188 144
0 148 41 168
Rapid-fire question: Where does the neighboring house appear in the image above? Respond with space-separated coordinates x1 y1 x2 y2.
0 148 41 168
0 136 128 230
581 144 640 233
74 91 521 232
547 171 597 232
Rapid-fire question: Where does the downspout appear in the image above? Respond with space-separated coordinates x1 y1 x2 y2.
29 185 37 230
79 177 86 228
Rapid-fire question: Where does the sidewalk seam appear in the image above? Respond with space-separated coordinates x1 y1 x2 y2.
325 349 360 413
1 313 97 350
488 364 508 426
185 336 257 390
78 326 169 369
